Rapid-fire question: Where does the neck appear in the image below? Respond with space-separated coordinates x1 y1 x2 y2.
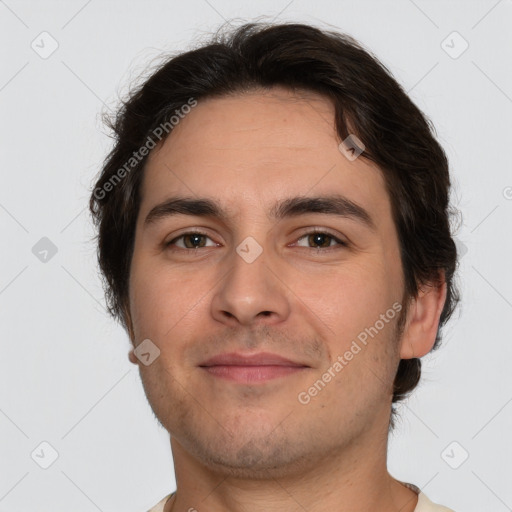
164 422 418 512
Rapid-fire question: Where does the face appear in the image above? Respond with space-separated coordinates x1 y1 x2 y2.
128 87 408 477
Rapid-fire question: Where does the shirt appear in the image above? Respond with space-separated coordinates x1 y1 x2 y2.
146 484 455 512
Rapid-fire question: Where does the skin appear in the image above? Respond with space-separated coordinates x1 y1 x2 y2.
126 87 447 512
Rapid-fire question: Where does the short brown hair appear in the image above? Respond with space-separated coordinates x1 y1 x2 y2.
89 21 461 431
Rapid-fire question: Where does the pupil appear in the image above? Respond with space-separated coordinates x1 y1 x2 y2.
187 234 203 248
311 234 329 248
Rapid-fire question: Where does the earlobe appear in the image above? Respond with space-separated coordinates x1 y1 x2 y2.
128 348 139 365
399 273 447 360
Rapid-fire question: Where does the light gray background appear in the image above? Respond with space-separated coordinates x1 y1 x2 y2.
1 1 511 511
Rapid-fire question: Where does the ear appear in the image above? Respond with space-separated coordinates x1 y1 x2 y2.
128 348 139 365
399 271 447 359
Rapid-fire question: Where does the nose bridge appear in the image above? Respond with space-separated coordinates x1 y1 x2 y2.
211 229 290 326
232 234 269 291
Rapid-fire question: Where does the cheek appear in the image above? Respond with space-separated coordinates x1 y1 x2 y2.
129 256 211 341
296 260 400 373
299 260 391 325
129 253 170 338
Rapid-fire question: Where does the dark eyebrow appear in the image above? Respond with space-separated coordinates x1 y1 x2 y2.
143 194 376 232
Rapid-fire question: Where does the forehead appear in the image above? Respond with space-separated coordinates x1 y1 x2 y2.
139 88 390 226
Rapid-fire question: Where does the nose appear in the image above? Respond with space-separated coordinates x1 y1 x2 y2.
210 243 291 328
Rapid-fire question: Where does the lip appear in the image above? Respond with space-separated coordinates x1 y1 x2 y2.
199 351 307 367
199 352 309 383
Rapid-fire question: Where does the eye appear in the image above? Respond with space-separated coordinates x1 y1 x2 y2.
166 231 217 250
294 229 348 250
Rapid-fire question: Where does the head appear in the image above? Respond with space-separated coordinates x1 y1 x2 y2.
89 22 460 474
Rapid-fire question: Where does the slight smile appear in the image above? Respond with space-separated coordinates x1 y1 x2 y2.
199 352 310 383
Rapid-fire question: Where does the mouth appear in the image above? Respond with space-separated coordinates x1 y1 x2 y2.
199 352 310 383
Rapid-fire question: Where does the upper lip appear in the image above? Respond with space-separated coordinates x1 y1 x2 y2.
199 352 308 367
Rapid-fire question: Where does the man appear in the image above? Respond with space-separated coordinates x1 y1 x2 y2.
90 22 459 512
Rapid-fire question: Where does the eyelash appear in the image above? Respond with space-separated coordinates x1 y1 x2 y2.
165 228 348 253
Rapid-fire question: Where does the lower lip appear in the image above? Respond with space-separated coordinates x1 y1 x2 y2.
201 365 307 383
